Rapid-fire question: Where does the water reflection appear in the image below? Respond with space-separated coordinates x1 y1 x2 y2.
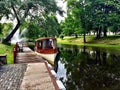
54 44 120 90
54 51 67 82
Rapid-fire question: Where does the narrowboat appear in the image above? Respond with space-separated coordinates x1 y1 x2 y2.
34 37 58 64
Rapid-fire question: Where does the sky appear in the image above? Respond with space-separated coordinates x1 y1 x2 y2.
0 0 67 43
0 0 67 23
56 0 67 22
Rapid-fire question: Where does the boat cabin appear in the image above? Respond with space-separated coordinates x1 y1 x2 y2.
35 37 58 54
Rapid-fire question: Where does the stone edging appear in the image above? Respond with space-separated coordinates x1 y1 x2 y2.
45 62 66 90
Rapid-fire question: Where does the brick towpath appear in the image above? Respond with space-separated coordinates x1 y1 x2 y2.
0 47 59 90
16 47 45 63
0 64 27 90
20 63 55 90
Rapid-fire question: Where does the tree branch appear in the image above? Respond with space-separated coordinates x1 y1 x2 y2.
11 5 20 23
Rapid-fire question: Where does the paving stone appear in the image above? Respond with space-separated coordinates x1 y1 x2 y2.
16 47 45 63
0 47 59 90
20 63 55 90
0 64 27 90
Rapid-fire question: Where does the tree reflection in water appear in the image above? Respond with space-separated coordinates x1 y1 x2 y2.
54 44 120 90
54 50 67 82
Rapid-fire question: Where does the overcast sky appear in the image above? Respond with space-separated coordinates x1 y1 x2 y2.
56 0 67 22
0 0 67 23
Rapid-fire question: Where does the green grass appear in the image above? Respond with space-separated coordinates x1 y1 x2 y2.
0 43 14 64
57 36 120 50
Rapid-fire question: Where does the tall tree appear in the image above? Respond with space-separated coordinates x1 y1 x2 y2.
42 14 60 37
32 14 60 37
26 21 40 41
61 14 75 36
88 0 120 38
64 0 90 43
0 0 61 43
21 14 60 40
62 0 120 40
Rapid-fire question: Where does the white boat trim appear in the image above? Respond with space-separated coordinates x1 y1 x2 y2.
35 51 58 64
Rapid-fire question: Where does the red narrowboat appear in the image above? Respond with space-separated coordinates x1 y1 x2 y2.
34 37 58 64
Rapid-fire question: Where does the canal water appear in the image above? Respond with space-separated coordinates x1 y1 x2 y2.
54 44 120 90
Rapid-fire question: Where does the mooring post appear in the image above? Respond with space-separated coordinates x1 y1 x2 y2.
13 46 16 63
13 42 18 63
0 54 7 65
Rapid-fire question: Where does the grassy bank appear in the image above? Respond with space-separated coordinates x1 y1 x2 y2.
0 43 14 64
57 36 120 50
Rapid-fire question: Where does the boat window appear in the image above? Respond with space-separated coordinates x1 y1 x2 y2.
49 39 53 48
38 41 42 48
43 39 53 49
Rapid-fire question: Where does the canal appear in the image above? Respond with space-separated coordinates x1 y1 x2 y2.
54 44 120 90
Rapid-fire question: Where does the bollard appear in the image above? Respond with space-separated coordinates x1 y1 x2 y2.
13 47 16 63
16 42 19 52
14 42 19 63
0 54 7 65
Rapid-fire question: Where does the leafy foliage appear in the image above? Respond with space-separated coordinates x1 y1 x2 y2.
0 0 61 42
0 43 14 64
41 14 60 37
25 22 40 41
21 14 60 41
60 0 120 40
0 23 13 37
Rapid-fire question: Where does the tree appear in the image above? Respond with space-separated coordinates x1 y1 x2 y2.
21 14 60 40
31 14 60 37
0 23 13 37
60 14 75 36
87 0 120 38
41 14 60 37
63 0 90 43
0 0 61 43
62 0 120 41
25 22 40 41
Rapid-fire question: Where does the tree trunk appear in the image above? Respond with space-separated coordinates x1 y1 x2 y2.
2 22 21 43
96 28 99 39
75 34 78 38
94 31 95 35
2 5 21 43
96 26 101 39
103 26 107 37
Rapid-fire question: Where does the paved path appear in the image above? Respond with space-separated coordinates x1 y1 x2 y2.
20 63 55 90
0 64 27 90
16 47 45 63
0 47 59 90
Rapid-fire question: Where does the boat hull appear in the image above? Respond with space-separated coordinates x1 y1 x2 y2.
35 51 57 65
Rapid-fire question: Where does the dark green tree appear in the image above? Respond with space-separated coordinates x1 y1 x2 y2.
0 0 61 43
87 0 120 38
42 15 60 37
62 0 90 43
25 22 40 41
61 14 75 36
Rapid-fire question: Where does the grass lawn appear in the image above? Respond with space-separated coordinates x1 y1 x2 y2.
57 35 120 50
0 43 14 64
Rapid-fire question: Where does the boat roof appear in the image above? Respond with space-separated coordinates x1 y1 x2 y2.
36 37 56 41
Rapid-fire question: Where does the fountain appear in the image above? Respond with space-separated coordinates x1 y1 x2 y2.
11 29 27 44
